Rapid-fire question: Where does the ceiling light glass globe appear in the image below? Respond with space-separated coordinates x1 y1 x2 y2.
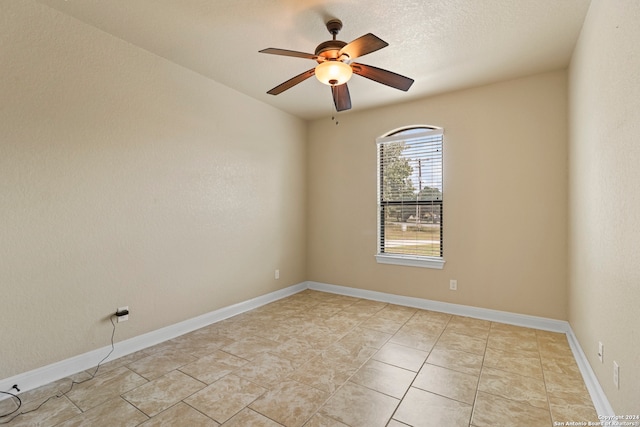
315 61 353 86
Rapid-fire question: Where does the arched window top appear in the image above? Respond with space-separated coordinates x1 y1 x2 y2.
377 125 443 144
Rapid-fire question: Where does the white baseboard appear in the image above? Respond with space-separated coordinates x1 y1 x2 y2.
306 281 613 416
566 329 615 416
1 280 612 417
307 281 570 332
0 282 306 398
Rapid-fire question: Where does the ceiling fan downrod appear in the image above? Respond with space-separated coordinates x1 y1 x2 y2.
326 19 343 40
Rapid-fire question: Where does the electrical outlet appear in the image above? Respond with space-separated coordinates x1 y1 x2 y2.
275 269 280 280
449 279 457 291
598 341 604 363
116 306 129 323
613 361 619 389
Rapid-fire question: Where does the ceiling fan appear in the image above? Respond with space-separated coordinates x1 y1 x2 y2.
259 19 414 112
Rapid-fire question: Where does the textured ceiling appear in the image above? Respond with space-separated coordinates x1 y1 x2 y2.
38 0 591 120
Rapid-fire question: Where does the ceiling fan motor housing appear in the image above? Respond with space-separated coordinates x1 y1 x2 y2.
315 40 347 61
315 19 348 62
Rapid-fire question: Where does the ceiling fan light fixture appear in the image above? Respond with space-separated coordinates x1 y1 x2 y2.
315 60 352 86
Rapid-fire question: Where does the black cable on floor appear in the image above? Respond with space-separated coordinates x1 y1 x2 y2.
0 315 117 424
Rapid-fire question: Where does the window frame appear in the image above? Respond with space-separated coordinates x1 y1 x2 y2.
375 126 445 269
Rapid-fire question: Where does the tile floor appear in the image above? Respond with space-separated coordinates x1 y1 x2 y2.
0 290 599 426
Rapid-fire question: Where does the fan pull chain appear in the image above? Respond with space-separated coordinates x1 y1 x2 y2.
330 100 340 126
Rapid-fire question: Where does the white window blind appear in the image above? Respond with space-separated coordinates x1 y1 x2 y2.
376 127 444 268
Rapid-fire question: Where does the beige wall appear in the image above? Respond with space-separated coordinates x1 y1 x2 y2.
307 70 568 320
0 2 307 379
568 0 640 413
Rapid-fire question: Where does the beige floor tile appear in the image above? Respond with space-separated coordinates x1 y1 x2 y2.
55 397 148 427
393 387 472 427
536 329 566 341
483 347 543 380
389 327 439 352
545 371 595 418
223 320 276 338
303 304 344 320
471 391 552 427
0 395 81 427
435 329 487 355
184 374 266 423
270 337 322 366
549 389 594 410
360 316 404 334
372 342 429 372
250 380 329 427
376 304 417 323
142 339 183 355
209 321 245 340
538 335 572 356
168 330 235 358
540 355 582 378
138 402 219 426
347 299 388 315
220 335 280 360
126 348 198 381
122 370 205 417
543 369 590 396
478 366 548 409
179 349 249 384
303 413 350 427
298 325 348 350
401 317 448 336
319 382 399 427
337 307 378 322
322 337 378 366
539 349 580 372
222 407 283 427
350 359 416 399
252 324 296 344
426 346 484 376
87 350 150 377
199 319 234 336
487 327 539 354
322 311 363 332
408 309 452 327
257 322 303 343
537 334 571 354
413 363 478 404
233 352 297 388
316 292 358 305
489 322 538 338
290 352 364 393
65 366 148 411
338 326 392 350
0 396 18 416
3 291 600 427
548 394 599 424
445 315 491 339
324 295 359 309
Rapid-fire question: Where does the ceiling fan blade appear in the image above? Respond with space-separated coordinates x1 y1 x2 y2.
259 48 318 60
331 83 352 112
266 68 316 95
351 63 414 91
338 33 388 60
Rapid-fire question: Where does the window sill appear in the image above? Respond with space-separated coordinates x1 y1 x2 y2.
375 254 445 269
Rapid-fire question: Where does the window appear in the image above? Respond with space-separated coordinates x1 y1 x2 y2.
376 126 445 269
